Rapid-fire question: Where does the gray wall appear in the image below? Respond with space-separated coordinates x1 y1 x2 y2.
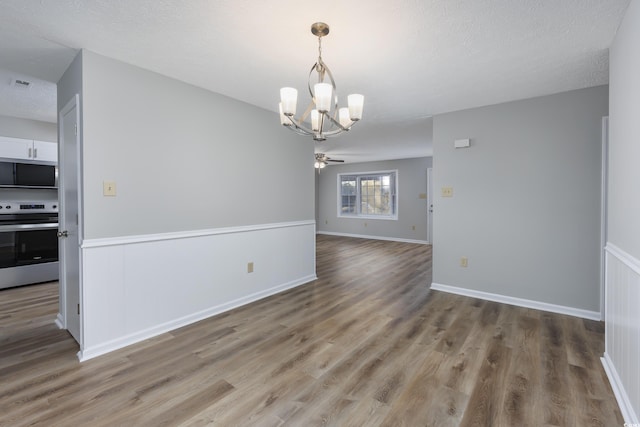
0 115 57 142
78 50 313 239
433 85 608 311
317 157 432 242
609 0 640 260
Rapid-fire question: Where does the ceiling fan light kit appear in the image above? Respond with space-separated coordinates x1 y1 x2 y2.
279 22 364 142
314 153 344 169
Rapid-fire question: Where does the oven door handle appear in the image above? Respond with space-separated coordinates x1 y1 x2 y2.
0 223 59 232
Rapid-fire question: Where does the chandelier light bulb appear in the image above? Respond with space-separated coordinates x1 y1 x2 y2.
279 103 290 126
280 87 298 116
347 94 364 121
339 108 351 128
314 83 332 112
311 109 320 132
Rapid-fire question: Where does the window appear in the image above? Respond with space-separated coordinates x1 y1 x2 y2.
338 171 398 219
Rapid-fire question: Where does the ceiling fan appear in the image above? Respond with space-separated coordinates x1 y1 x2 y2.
315 153 344 169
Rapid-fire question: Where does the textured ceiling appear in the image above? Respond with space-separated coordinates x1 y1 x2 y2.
0 0 630 163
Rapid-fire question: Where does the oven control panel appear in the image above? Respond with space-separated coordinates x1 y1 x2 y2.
0 201 59 214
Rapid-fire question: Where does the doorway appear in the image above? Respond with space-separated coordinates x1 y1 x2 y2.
58 95 82 345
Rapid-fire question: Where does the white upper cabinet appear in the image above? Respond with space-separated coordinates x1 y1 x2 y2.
0 136 57 163
0 136 32 159
33 140 58 162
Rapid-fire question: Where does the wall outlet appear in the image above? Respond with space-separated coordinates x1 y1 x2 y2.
460 257 468 268
364 222 367 227
441 187 453 197
412 225 416 230
103 181 117 196
247 262 254 273
325 220 328 225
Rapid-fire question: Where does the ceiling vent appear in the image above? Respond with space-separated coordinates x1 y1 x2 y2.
12 79 32 90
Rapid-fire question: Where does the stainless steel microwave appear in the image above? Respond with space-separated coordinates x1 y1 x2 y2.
0 161 57 188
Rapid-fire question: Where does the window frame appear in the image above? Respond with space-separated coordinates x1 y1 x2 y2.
337 170 399 220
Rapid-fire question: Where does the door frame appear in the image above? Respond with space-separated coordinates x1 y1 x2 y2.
57 94 84 347
600 116 608 320
427 167 433 244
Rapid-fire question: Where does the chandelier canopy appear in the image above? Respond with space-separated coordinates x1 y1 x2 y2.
279 22 364 142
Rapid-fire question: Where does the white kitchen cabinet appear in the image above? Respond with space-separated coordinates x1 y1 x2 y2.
33 140 58 162
0 136 57 163
0 136 31 159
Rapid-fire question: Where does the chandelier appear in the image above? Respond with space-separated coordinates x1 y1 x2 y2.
279 22 364 142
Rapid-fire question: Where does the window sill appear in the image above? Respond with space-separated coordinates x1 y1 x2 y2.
338 215 398 221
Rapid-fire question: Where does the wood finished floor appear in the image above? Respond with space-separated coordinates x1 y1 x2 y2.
0 235 622 426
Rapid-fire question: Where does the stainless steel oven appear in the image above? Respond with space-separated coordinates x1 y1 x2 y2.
0 200 59 289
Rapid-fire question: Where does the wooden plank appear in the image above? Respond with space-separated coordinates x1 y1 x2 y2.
0 236 622 426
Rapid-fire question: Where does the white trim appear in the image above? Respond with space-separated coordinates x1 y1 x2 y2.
426 167 433 244
317 231 429 245
78 274 317 362
430 282 601 321
339 214 398 221
602 352 639 424
600 116 608 320
58 93 84 347
606 242 640 275
81 220 316 248
55 313 64 329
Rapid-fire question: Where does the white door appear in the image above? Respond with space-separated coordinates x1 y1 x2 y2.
58 95 81 344
427 167 433 244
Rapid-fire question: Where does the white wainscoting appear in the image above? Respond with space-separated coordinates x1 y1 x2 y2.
79 220 316 361
602 243 640 423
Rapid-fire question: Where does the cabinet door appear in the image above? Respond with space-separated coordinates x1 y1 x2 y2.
33 140 58 162
0 136 32 160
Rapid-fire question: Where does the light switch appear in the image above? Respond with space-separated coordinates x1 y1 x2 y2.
103 181 117 196
454 138 471 148
441 187 453 197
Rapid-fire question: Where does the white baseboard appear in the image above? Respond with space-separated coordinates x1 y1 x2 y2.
602 352 639 424
317 231 429 245
78 274 317 362
430 282 601 321
55 313 64 329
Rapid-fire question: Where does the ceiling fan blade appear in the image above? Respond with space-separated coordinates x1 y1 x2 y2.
327 159 345 162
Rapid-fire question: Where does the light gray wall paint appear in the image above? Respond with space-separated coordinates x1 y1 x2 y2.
0 115 57 142
317 157 432 241
433 85 608 311
57 50 83 119
609 0 640 260
79 50 313 239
